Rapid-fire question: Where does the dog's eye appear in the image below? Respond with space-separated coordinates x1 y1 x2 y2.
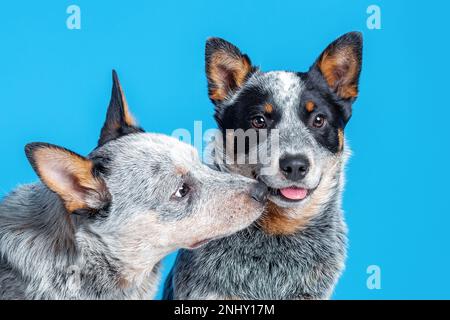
174 183 190 198
251 116 266 129
312 114 326 128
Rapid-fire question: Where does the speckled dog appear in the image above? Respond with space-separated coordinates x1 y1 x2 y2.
165 32 363 299
0 71 267 300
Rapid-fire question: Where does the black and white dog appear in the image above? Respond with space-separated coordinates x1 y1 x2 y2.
0 71 267 299
165 32 363 299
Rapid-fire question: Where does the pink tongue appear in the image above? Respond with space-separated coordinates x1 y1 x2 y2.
280 187 308 200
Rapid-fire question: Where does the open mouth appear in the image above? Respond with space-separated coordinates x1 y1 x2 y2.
270 186 310 202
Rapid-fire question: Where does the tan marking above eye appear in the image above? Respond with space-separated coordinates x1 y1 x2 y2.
305 101 315 112
264 103 273 114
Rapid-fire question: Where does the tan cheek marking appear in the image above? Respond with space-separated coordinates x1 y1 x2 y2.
259 177 336 236
259 203 296 235
264 103 273 114
259 201 316 236
305 101 315 112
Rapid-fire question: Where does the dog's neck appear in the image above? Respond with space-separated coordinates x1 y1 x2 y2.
75 226 161 299
0 183 157 299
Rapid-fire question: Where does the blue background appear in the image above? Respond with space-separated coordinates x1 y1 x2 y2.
1 1 449 299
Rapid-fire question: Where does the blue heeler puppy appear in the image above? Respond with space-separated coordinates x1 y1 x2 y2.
0 71 267 299
165 32 363 299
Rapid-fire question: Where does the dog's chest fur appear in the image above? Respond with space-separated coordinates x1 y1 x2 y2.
170 194 347 300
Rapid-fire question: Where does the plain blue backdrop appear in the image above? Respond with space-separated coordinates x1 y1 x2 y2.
1 0 449 299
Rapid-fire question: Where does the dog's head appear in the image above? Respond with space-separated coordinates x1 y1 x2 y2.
206 32 362 209
24 71 267 272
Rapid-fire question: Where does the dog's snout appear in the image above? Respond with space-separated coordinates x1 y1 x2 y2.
279 154 310 182
250 181 268 203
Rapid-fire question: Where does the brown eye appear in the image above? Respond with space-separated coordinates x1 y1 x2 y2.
312 114 326 128
251 116 266 129
174 183 190 198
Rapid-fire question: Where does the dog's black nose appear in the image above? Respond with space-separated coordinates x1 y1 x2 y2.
250 181 268 203
279 154 310 181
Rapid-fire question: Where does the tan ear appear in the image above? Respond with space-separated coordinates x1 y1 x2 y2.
205 38 254 103
98 70 144 147
25 143 111 213
315 32 363 99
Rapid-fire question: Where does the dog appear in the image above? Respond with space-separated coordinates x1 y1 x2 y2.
164 32 363 299
0 71 267 299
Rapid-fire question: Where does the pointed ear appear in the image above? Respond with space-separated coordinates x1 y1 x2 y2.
25 143 111 213
98 70 144 147
205 38 255 104
313 32 363 100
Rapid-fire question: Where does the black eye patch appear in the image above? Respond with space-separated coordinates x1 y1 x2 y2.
218 86 269 131
298 95 344 153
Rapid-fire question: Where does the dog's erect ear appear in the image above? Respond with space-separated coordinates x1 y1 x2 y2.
25 143 111 213
312 32 363 100
205 38 255 104
98 70 144 147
